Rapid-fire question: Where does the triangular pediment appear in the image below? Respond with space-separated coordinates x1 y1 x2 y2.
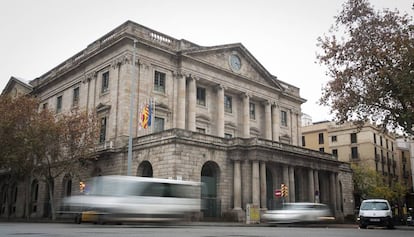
182 43 283 90
1 76 32 97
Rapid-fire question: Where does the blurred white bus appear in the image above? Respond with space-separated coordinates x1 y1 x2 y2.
61 175 201 224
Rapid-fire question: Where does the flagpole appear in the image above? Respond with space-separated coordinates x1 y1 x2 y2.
152 98 155 133
127 39 137 176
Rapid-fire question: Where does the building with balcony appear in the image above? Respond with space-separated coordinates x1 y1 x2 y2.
301 121 414 206
302 121 398 179
1 21 353 221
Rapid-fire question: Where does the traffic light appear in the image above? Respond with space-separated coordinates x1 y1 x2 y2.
281 183 288 197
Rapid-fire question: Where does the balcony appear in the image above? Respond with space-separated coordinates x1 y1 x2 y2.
96 140 114 151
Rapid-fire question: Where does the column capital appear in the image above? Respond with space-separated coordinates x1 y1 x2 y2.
215 84 227 91
263 100 271 106
83 71 97 83
187 74 200 81
240 92 251 99
173 70 189 78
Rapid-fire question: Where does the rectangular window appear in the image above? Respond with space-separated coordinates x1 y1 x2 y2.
101 71 109 93
196 127 206 134
281 110 287 126
351 133 357 143
154 117 165 133
42 103 48 110
154 71 166 93
249 103 255 120
331 135 337 142
302 136 306 147
99 117 107 143
319 147 325 152
73 87 80 106
373 133 377 144
56 96 62 113
332 149 338 157
224 95 232 113
196 87 206 106
351 147 359 159
224 133 233 139
318 133 324 144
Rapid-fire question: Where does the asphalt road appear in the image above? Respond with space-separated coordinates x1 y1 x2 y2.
0 222 413 237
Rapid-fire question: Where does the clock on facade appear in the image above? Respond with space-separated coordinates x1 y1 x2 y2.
229 54 241 71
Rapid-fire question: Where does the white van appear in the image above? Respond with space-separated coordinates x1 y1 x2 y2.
358 199 393 229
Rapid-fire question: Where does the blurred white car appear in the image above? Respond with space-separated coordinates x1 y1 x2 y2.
262 203 334 224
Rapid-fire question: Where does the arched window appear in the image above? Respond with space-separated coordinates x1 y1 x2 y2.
62 174 72 197
30 179 39 214
0 184 7 215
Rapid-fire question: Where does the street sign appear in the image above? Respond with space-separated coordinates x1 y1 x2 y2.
274 189 282 197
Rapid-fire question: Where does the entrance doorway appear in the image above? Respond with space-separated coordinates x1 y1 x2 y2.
137 161 153 177
201 161 220 218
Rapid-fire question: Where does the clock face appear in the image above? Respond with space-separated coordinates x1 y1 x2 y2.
229 54 241 71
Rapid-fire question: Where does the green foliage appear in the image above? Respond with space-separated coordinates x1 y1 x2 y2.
317 0 414 135
352 164 408 202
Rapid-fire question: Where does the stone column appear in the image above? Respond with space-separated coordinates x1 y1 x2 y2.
272 104 280 141
242 93 250 138
330 172 337 213
242 160 251 208
291 110 298 146
264 101 272 140
217 85 225 137
282 165 289 201
252 161 260 206
289 166 295 202
308 169 315 202
233 160 242 210
314 170 320 203
260 161 267 209
176 74 186 129
282 165 289 188
335 173 341 213
187 77 196 132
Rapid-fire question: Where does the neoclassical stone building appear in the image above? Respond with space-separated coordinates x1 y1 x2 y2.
1 21 354 221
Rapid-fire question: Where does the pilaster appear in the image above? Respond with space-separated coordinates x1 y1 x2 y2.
187 76 196 132
176 74 186 129
216 85 225 137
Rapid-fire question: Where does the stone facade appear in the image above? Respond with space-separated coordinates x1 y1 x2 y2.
0 21 354 221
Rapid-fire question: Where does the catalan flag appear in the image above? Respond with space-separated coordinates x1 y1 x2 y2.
139 99 153 130
141 104 149 129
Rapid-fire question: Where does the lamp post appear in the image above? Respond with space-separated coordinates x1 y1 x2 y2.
127 39 137 176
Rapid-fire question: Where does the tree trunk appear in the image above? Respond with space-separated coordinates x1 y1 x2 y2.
47 178 56 220
24 175 31 220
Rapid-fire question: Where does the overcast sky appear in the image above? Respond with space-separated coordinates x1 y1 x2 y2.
0 0 412 122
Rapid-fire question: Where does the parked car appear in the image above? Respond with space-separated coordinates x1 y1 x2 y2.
357 199 393 229
262 202 334 224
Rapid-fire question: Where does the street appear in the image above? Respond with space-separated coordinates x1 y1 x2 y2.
0 222 413 237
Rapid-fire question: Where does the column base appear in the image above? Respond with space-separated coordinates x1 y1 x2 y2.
222 208 245 222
